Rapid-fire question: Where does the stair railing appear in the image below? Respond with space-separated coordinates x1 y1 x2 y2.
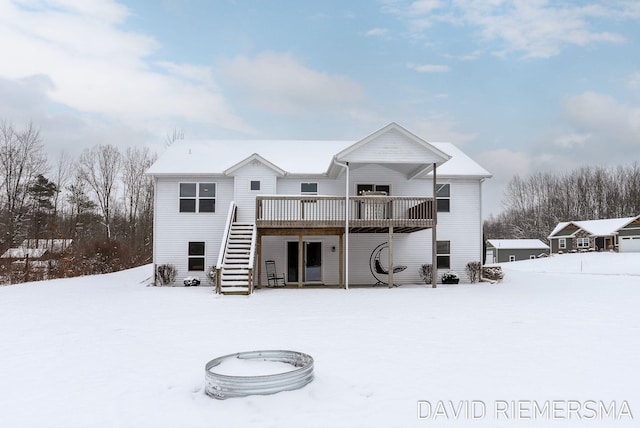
216 201 237 294
247 224 257 294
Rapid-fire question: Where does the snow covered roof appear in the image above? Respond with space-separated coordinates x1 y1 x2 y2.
20 239 73 253
549 216 640 238
1 248 47 259
427 142 491 178
487 239 549 250
146 123 491 179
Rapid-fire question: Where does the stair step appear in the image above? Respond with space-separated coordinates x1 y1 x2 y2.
220 287 250 296
221 280 250 286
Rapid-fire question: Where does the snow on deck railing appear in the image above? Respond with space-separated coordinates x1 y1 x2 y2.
255 195 434 228
216 201 237 294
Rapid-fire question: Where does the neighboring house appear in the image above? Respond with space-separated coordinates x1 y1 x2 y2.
615 216 640 252
486 239 549 263
146 122 492 294
548 216 640 254
1 239 73 279
1 239 73 261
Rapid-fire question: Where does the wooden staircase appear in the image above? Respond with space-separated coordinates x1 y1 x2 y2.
218 222 256 295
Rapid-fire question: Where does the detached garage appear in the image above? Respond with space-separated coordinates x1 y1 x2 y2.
618 217 640 252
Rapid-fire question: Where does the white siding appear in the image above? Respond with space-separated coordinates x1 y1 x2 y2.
277 176 344 196
341 128 445 164
435 178 483 281
232 162 278 223
153 165 484 286
154 175 233 285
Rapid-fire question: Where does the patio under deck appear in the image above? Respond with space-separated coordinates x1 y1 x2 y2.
254 195 436 289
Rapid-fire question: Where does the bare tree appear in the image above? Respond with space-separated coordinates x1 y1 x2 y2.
488 164 640 242
78 145 122 238
0 121 48 247
122 147 156 250
165 127 184 147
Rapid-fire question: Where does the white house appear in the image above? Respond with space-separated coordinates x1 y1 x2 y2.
146 123 492 294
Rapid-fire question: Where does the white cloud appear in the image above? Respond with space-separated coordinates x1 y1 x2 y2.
220 52 365 116
409 117 476 146
0 0 251 134
365 28 389 37
563 92 640 137
407 63 451 73
475 148 531 215
385 0 634 58
629 71 640 89
553 133 591 149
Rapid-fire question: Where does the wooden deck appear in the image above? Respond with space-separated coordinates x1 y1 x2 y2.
255 195 434 233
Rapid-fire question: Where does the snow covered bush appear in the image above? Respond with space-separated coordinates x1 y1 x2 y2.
465 261 481 283
418 264 432 284
482 266 504 282
442 271 459 284
183 276 200 286
207 266 218 286
156 264 177 286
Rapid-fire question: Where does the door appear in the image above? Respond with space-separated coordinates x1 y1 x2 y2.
356 184 391 219
287 241 322 283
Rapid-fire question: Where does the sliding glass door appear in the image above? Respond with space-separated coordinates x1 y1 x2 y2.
287 241 322 283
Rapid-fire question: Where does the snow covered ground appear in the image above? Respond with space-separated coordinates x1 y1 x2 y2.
1 252 639 427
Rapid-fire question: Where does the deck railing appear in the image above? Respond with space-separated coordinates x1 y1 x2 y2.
256 195 434 229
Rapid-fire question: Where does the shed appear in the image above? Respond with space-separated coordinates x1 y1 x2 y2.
486 239 549 263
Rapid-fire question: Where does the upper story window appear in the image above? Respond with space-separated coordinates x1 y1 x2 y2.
357 184 390 195
301 182 318 194
250 180 261 191
436 184 450 212
180 182 216 213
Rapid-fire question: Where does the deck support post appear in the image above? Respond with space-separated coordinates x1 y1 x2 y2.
256 232 262 289
298 233 304 288
388 226 394 288
432 162 438 288
339 233 344 288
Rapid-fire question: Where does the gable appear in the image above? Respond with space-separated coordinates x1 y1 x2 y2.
224 153 286 176
335 123 450 165
554 223 580 237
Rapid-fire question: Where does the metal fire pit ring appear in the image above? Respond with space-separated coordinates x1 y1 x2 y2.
205 350 314 399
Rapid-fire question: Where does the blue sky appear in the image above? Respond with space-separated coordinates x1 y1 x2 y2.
1 0 640 215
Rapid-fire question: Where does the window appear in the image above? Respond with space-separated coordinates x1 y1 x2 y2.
188 242 205 271
180 182 216 213
301 182 318 194
559 238 566 249
509 255 516 262
436 184 450 212
577 237 590 248
357 184 390 195
250 180 261 191
436 240 450 269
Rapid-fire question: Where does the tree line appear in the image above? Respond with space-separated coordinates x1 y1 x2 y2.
0 120 157 282
484 163 640 242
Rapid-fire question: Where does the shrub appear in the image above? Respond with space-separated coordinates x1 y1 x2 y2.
465 261 481 283
207 265 218 286
183 276 200 286
442 271 459 282
156 264 177 286
418 264 433 284
482 266 504 282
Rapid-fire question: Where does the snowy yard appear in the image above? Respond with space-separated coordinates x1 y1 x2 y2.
1 252 639 427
